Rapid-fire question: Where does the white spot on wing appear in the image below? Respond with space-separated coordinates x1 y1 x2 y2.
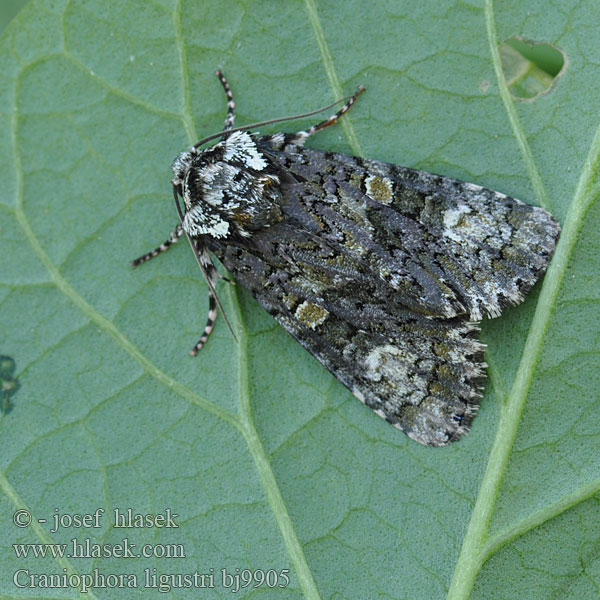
443 204 472 228
443 204 472 242
362 344 426 405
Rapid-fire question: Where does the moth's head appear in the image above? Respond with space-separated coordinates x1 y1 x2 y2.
171 131 283 240
170 149 194 189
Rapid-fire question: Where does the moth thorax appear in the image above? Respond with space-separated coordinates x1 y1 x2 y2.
180 160 284 239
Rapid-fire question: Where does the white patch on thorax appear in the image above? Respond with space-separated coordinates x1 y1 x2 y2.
208 218 230 238
197 162 241 207
223 131 267 170
270 132 285 146
183 206 230 239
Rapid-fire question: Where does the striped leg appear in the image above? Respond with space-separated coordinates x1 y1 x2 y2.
303 84 365 137
130 223 183 267
266 85 365 148
215 70 236 131
189 292 217 355
189 242 221 355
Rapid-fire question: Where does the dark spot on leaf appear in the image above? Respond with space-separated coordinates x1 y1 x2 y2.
501 38 566 100
0 355 20 415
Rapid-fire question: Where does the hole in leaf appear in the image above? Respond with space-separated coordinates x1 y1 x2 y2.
500 38 566 100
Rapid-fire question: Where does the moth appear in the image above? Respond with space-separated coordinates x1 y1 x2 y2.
132 71 560 446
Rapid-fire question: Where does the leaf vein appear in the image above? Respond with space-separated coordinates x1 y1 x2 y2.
173 0 197 143
483 0 550 209
303 0 363 156
480 477 600 564
226 283 322 600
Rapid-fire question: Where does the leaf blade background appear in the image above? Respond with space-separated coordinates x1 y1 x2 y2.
1 0 598 598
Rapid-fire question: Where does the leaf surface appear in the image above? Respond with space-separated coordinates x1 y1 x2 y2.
1 1 598 598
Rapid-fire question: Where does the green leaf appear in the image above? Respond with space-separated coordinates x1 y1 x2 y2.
1 0 598 598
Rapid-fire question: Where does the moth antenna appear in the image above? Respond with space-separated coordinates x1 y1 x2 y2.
173 186 238 345
193 87 365 149
215 70 236 131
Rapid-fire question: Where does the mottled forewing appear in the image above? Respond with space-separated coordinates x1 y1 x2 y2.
265 142 560 322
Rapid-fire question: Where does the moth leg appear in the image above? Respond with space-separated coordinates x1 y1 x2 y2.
303 84 364 137
272 85 365 147
189 292 218 355
189 248 221 355
215 70 235 131
130 223 183 267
